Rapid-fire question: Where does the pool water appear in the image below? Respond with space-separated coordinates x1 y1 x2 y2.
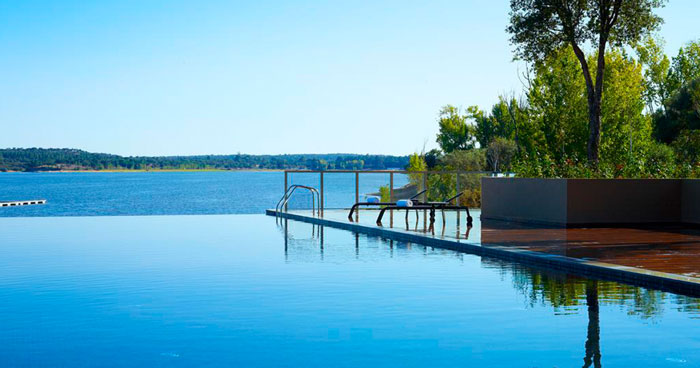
0 214 698 367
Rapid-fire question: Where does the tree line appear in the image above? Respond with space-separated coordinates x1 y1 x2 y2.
413 0 698 179
0 148 409 172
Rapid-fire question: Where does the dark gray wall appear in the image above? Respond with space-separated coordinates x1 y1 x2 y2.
682 179 700 225
481 177 567 225
481 178 698 226
566 179 682 224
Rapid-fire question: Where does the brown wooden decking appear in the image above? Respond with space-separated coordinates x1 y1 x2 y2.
481 225 700 277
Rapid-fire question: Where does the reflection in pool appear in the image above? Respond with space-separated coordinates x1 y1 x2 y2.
0 214 698 367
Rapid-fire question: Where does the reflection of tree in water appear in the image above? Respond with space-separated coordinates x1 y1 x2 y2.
673 295 700 317
583 281 601 368
279 223 700 319
484 258 700 367
483 257 700 320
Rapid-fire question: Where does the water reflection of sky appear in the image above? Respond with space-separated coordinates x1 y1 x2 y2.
0 214 698 367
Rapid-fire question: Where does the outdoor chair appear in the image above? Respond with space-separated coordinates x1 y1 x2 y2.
347 189 427 221
375 192 473 228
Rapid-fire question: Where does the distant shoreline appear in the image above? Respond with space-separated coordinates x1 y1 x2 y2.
0 168 286 173
0 148 410 173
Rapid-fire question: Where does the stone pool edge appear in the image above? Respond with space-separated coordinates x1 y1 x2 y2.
266 209 700 298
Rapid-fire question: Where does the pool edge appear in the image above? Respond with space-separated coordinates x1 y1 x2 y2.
266 209 700 298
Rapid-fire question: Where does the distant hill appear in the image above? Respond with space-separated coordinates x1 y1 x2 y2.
0 148 409 172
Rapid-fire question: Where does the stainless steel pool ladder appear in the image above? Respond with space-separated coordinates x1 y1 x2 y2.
276 185 320 216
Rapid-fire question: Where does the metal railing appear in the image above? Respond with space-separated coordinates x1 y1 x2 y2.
275 184 320 216
283 169 490 213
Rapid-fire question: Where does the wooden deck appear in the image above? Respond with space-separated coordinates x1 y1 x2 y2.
481 225 700 278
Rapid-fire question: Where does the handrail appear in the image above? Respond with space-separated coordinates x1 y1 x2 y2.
276 185 318 214
276 184 320 216
284 169 492 175
282 169 492 214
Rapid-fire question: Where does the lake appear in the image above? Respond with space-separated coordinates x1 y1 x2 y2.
0 171 408 217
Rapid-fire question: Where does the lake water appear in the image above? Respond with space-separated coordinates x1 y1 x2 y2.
0 215 698 367
3 172 699 366
0 171 408 217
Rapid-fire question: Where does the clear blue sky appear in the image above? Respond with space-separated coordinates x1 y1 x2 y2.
1 0 698 156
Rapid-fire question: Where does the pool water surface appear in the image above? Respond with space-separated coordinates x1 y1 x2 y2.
0 214 698 367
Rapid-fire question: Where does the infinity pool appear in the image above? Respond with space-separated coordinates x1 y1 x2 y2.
0 215 698 367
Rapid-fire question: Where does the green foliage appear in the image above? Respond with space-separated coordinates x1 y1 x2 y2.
487 138 518 172
467 46 686 178
406 153 427 184
424 149 442 169
598 49 653 163
513 141 678 179
423 172 482 208
435 105 475 153
653 78 700 143
526 48 588 161
508 0 666 164
635 35 671 111
666 40 700 97
673 130 700 177
0 148 410 172
419 150 486 207
472 97 531 151
513 153 595 179
441 150 486 206
641 142 677 178
378 185 391 203
521 47 652 170
508 0 666 64
440 150 486 172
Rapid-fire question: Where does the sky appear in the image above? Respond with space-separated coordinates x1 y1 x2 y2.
1 0 698 157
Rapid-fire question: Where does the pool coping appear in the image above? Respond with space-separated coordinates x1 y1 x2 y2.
266 209 700 298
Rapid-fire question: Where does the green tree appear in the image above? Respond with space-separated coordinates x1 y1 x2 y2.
472 97 527 147
440 149 486 172
526 48 588 161
406 152 427 185
654 78 700 143
436 105 475 153
508 0 666 165
424 149 442 169
487 138 518 172
524 47 653 173
635 35 671 112
599 49 652 166
666 40 700 96
438 150 486 207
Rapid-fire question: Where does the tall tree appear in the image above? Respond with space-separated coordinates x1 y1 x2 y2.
635 35 671 113
508 0 666 165
666 40 700 97
435 105 475 153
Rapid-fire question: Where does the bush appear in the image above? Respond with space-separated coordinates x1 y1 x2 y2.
643 142 677 178
378 185 391 202
440 149 486 171
673 129 700 166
